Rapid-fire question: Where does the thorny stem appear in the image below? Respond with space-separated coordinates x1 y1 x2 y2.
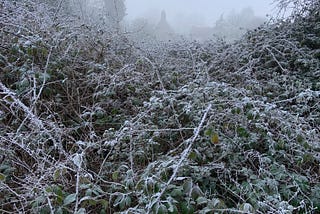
146 104 212 213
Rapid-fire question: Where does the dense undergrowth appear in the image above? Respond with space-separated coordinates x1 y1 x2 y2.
0 0 319 213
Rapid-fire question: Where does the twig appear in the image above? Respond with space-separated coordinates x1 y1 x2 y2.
146 104 212 213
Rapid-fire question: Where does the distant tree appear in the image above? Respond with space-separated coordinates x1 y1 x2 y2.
212 7 265 42
43 0 74 15
101 0 126 29
44 0 126 31
130 17 155 39
155 10 175 41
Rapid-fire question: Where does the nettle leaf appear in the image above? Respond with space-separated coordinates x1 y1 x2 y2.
64 193 77 206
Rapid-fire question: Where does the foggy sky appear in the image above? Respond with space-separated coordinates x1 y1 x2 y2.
125 0 275 26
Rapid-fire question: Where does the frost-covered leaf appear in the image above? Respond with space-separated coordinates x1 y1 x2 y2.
64 193 77 206
183 179 193 194
196 196 208 205
75 208 86 214
240 203 254 212
72 153 83 168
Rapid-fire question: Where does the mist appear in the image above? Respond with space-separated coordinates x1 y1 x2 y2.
125 0 274 24
124 0 276 41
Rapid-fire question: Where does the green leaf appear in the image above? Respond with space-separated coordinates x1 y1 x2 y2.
196 196 208 205
183 179 192 194
171 188 183 198
39 206 51 214
75 208 86 214
55 207 63 214
113 194 124 207
125 178 134 189
53 169 60 181
53 185 64 204
85 189 93 197
125 196 131 207
167 202 178 213
188 151 197 160
204 128 213 137
99 199 109 209
119 200 125 210
64 193 77 206
0 173 6 181
112 171 119 181
201 207 214 213
181 202 194 214
208 198 224 209
191 184 204 199
158 203 168 214
237 126 250 138
32 196 46 208
239 203 254 212
0 164 10 171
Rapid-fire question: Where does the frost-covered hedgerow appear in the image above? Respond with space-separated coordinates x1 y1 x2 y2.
0 0 319 213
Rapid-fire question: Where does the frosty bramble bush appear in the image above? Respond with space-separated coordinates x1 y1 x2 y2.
0 0 319 213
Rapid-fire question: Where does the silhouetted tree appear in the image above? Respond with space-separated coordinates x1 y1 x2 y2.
155 10 175 41
101 0 126 29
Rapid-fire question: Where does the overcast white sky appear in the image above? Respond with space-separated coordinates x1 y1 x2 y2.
125 0 276 26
